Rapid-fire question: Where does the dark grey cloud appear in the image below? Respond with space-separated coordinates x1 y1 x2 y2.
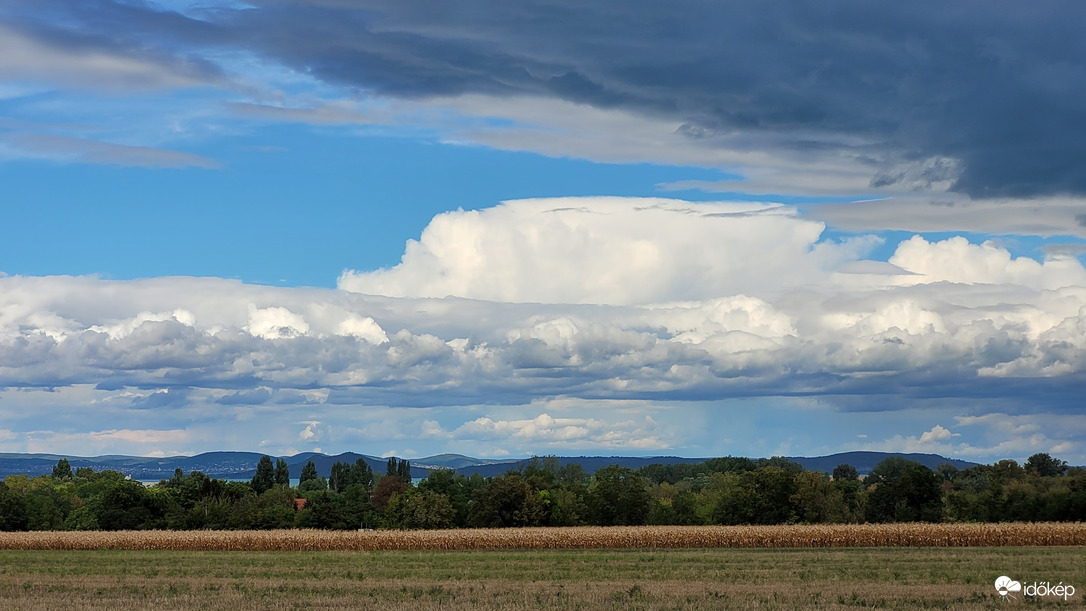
0 0 226 88
4 1 1084 197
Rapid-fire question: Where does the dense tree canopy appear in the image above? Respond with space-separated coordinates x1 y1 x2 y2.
0 453 1079 532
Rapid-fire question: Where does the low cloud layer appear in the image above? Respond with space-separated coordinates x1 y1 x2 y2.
1 198 1083 460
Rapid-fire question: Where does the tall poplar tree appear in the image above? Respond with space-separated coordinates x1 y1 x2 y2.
251 455 275 494
274 458 290 486
300 460 318 486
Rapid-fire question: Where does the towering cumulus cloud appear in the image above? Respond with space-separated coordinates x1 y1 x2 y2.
338 198 867 305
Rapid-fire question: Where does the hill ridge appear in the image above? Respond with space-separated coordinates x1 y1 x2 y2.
0 450 977 480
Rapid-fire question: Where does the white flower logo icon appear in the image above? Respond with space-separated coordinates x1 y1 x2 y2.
995 576 1022 598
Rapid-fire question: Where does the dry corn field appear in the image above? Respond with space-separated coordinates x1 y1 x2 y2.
0 522 1082 551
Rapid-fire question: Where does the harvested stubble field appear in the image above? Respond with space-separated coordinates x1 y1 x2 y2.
0 522 1084 551
0 525 1082 610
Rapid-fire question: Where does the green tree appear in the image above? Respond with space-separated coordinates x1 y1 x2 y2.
791 471 849 523
329 461 349 493
989 459 1026 486
52 459 73 480
418 468 470 526
0 481 28 531
274 458 290 487
557 462 590 487
1025 453 1068 477
167 468 185 488
20 476 69 530
468 473 545 527
295 491 353 529
349 459 374 489
385 489 455 529
588 466 651 526
936 463 959 483
755 457 804 473
298 460 327 492
832 470 864 523
96 475 152 530
228 486 296 529
251 455 275 494
341 483 379 529
385 457 413 484
370 475 408 511
865 458 943 522
709 466 798 525
545 486 590 526
832 464 859 482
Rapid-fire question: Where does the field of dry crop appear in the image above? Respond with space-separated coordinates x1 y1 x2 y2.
0 522 1083 551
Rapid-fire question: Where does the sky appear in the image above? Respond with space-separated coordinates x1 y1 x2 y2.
1 1 1085 464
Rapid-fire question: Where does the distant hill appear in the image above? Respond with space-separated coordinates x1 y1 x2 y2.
788 451 977 475
445 452 977 477
450 455 707 478
0 450 977 480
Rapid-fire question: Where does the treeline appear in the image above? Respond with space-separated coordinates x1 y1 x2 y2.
0 453 1081 531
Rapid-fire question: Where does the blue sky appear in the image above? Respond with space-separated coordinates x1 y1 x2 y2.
1 1 1085 464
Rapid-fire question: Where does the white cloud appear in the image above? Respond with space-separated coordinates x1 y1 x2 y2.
851 415 1085 463
860 424 960 454
918 425 958 444
297 421 323 443
953 413 1086 461
447 411 669 450
890 236 1086 290
339 197 863 305
336 314 388 344
19 428 190 456
1 197 1086 459
89 309 196 340
246 304 310 339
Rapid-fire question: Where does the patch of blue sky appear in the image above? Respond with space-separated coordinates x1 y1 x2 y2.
0 126 739 287
817 228 1086 265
